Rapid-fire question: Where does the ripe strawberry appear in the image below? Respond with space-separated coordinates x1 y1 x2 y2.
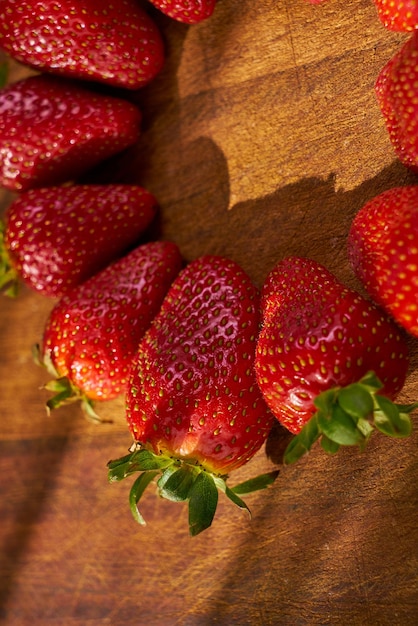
149 0 215 24
0 0 164 89
108 256 278 535
1 184 158 298
39 241 183 419
0 74 141 192
373 0 418 31
348 185 418 338
255 256 416 464
375 33 418 173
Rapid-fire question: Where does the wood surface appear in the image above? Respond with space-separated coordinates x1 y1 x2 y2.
1 0 418 624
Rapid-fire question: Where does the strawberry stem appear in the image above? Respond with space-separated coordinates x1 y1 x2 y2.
283 371 417 465
107 446 280 536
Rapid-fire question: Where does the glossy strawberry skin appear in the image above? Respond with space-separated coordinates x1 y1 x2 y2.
373 0 418 31
149 0 215 24
0 75 141 192
42 241 183 401
348 186 418 337
4 184 158 297
0 0 164 89
255 257 409 435
375 33 418 173
126 256 274 475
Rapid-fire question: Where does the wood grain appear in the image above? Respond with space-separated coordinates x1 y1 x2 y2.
1 1 418 624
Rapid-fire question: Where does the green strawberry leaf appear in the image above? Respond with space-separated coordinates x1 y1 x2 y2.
393 401 418 414
129 471 159 526
230 470 280 495
213 476 251 514
320 435 340 455
108 448 173 482
373 395 412 438
81 397 110 424
357 371 383 393
158 465 197 502
224 484 251 513
188 471 219 536
45 377 75 412
313 388 336 414
33 345 60 377
317 405 365 446
156 465 179 490
337 383 374 420
283 414 320 464
356 416 375 439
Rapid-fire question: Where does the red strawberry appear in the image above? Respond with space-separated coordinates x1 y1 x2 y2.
149 0 215 24
1 184 158 298
375 33 418 173
108 256 278 535
39 241 182 419
348 185 418 338
0 74 141 192
373 0 418 31
255 256 416 464
0 0 164 89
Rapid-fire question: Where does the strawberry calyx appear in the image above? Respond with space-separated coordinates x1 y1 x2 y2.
0 221 18 297
43 376 102 423
32 344 107 424
284 371 417 465
108 445 280 536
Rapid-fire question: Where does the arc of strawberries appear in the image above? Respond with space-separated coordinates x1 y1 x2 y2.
0 0 417 535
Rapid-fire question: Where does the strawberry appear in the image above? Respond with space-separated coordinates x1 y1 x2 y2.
1 184 158 298
0 75 141 192
373 0 418 31
348 185 418 338
39 241 183 419
0 0 164 89
254 256 417 464
375 32 418 173
107 256 278 535
149 0 216 24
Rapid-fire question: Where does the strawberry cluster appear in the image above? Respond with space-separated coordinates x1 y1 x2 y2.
0 0 418 535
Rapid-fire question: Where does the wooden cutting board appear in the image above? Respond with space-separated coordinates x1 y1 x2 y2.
1 1 418 624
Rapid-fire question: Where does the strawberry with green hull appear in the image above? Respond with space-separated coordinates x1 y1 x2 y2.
373 0 418 31
149 0 216 24
0 184 158 298
0 75 141 192
0 0 164 90
40 241 182 420
254 256 417 464
108 256 278 535
375 33 418 173
348 186 418 338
